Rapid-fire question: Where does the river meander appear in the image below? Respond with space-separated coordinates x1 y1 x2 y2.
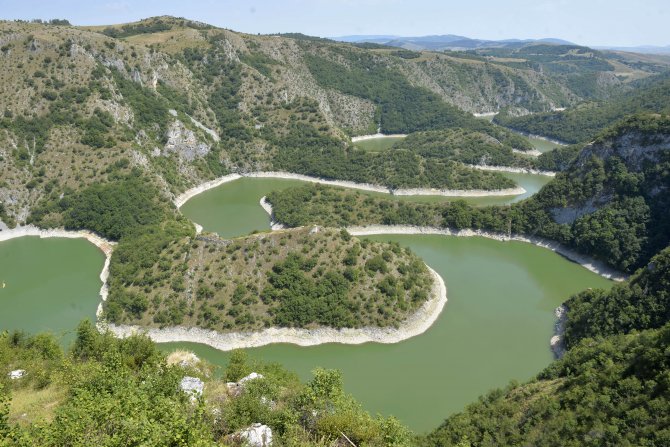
172 176 611 432
0 162 605 433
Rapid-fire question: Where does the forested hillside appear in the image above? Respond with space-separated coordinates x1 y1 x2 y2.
423 321 670 447
105 226 433 332
268 114 670 273
494 71 670 143
0 16 663 227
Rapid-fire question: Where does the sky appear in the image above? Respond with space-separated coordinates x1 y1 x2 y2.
0 0 667 47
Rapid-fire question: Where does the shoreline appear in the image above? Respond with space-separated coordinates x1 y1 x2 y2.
509 129 568 146
257 202 625 281
174 171 528 209
346 225 626 281
103 265 447 351
259 197 285 230
0 225 115 310
468 164 556 177
351 133 407 142
512 148 542 157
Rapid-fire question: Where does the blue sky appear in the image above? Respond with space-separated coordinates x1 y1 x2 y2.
0 0 667 47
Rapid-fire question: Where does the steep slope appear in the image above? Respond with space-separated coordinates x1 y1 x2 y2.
519 114 670 271
423 321 670 447
0 17 582 226
495 71 670 143
266 114 670 273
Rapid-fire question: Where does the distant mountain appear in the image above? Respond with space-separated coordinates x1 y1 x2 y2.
595 45 670 55
331 34 575 51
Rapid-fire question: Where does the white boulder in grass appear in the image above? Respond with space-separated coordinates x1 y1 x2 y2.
9 369 26 380
239 372 264 385
239 423 273 447
180 376 204 400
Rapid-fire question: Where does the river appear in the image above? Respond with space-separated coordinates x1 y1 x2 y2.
0 236 104 346
172 176 610 432
0 144 604 433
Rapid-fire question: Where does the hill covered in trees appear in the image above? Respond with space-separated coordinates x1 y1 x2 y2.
268 114 670 273
494 71 670 143
104 226 433 332
1 16 665 226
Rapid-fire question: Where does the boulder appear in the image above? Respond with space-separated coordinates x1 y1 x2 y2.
8 369 25 380
239 372 264 384
180 376 204 400
239 423 272 447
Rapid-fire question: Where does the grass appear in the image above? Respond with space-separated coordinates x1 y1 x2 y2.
9 382 68 425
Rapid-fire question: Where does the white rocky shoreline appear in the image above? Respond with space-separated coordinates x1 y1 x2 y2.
351 133 407 142
257 199 624 281
2 167 620 353
173 171 527 208
103 266 447 351
468 164 556 177
346 225 625 281
0 225 115 307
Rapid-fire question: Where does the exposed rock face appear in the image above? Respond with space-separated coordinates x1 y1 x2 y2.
550 305 567 359
576 132 670 173
130 69 143 85
164 120 210 161
179 376 204 400
551 198 601 224
551 128 670 223
238 423 273 447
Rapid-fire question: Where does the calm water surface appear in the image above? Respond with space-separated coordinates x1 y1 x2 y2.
174 179 611 432
0 236 104 345
0 140 598 432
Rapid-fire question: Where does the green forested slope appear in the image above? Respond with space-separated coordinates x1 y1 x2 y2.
268 114 670 273
423 321 670 447
494 72 670 143
104 226 433 332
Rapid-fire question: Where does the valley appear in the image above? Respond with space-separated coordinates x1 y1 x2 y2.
0 12 668 447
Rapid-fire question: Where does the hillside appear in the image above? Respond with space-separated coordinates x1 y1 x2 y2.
423 321 670 447
1 322 412 446
422 241 670 446
267 114 670 273
2 17 662 227
494 71 670 143
104 226 434 332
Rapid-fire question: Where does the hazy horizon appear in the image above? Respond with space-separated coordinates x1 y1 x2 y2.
0 0 668 48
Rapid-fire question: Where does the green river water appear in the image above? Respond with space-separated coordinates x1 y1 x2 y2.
0 237 104 346
354 136 405 152
0 142 605 433
173 176 610 432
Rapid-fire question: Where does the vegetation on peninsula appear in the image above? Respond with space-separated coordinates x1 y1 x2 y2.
104 226 433 332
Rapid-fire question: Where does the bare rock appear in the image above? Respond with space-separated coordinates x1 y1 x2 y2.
238 423 273 447
9 369 26 380
180 376 204 400
164 120 211 161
